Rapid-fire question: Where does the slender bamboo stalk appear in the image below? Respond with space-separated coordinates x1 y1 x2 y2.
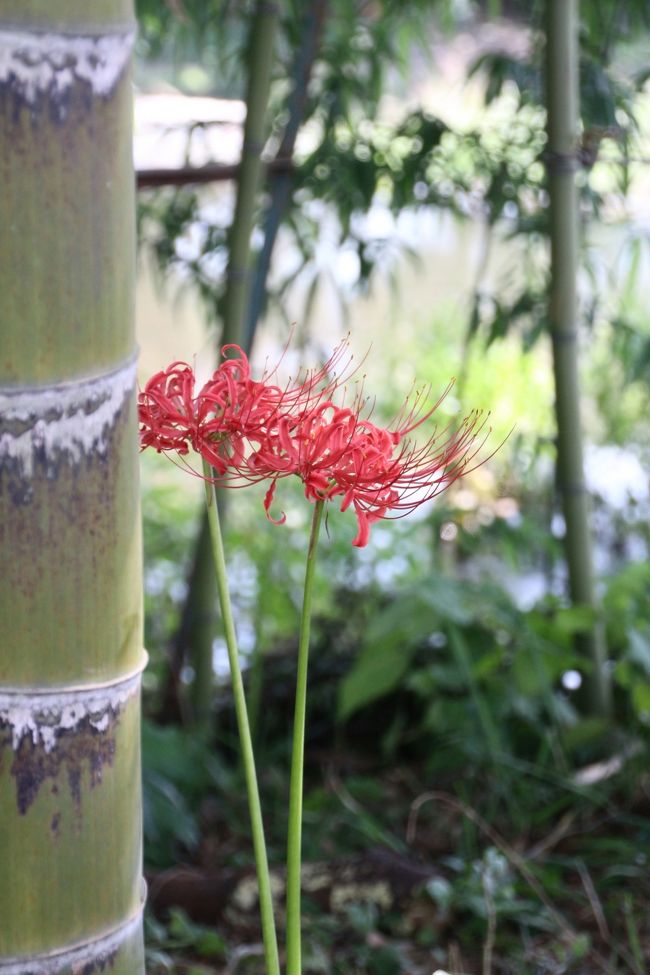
202 460 280 975
0 2 145 973
179 511 215 732
188 2 281 730
222 0 281 347
244 0 327 739
187 518 219 729
545 0 610 715
248 597 268 744
158 519 215 726
286 500 325 975
244 0 328 349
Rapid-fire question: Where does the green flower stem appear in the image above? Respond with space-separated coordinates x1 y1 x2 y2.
286 499 325 975
202 458 280 975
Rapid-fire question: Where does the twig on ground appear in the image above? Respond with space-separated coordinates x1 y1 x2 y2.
325 765 404 853
578 863 646 975
481 873 496 975
526 810 577 859
577 861 610 941
448 941 465 974
622 895 645 975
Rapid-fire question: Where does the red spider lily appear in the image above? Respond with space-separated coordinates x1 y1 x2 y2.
247 396 489 547
138 342 355 475
138 360 243 474
139 343 491 546
138 361 197 455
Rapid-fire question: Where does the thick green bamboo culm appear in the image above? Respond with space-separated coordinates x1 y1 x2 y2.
545 0 610 716
189 0 281 730
0 3 146 973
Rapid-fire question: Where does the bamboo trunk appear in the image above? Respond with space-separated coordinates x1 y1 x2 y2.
0 2 146 972
545 0 610 715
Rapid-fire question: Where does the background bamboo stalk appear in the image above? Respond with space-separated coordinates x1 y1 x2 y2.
221 0 281 348
245 0 328 744
545 0 610 716
244 0 328 349
0 2 145 972
188 0 281 731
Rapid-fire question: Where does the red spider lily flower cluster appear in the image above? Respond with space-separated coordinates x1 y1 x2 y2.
139 344 489 547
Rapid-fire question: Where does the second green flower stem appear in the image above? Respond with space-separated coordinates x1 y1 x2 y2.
202 459 280 975
286 499 325 975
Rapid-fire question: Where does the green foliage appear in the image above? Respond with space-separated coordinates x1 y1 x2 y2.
142 719 231 868
605 562 650 727
338 578 472 721
428 847 552 932
146 908 227 974
135 4 650 970
337 549 650 770
136 0 650 367
139 469 650 970
136 0 247 95
136 0 450 319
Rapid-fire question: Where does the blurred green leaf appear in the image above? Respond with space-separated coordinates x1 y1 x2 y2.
627 628 650 676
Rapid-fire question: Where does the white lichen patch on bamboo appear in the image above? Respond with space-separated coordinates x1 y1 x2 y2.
0 358 136 482
0 666 143 753
0 901 143 975
0 27 134 103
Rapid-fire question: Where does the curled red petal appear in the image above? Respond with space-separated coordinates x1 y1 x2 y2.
351 510 370 547
264 480 286 525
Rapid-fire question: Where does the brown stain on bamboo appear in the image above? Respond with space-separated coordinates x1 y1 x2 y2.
0 80 96 125
78 953 119 975
0 710 121 815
